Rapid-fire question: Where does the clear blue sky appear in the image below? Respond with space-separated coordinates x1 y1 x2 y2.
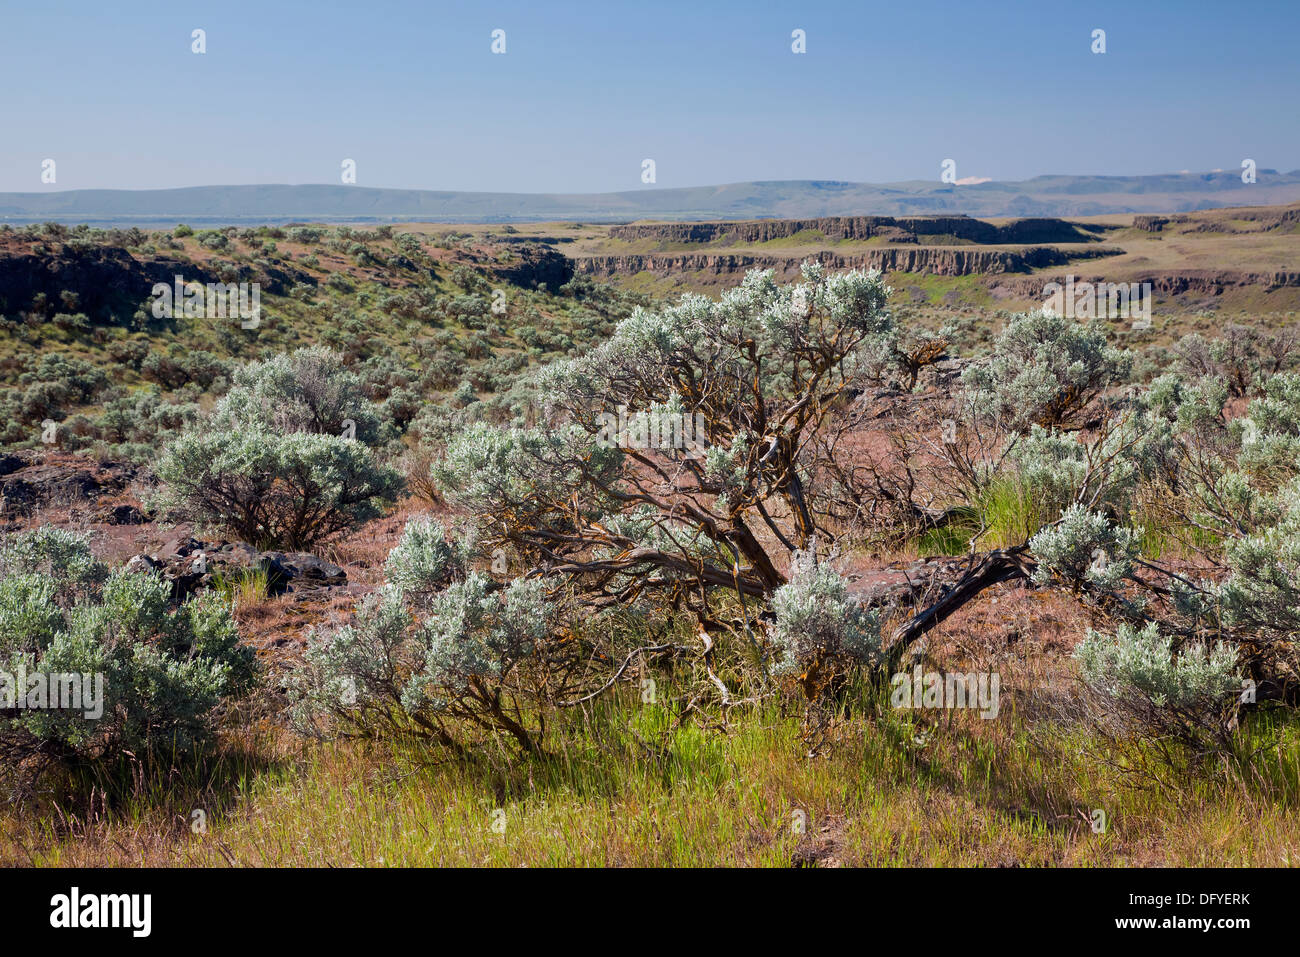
2 0 1296 193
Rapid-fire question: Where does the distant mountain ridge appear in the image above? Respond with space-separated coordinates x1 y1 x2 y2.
3 170 1299 225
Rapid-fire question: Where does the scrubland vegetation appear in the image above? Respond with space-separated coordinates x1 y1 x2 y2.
3 222 1300 866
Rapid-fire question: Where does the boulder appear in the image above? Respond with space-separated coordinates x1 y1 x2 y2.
128 538 348 602
257 551 347 584
124 554 162 575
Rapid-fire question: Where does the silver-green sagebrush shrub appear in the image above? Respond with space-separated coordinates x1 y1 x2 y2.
383 516 474 603
1075 622 1241 750
1008 420 1147 521
1175 325 1299 399
431 420 621 524
414 265 909 710
1138 370 1300 683
1214 480 1300 675
155 429 403 549
770 563 881 699
0 527 255 772
294 519 560 754
960 310 1130 432
155 345 404 548
403 574 552 712
1234 372 1300 491
209 345 386 443
1029 504 1140 592
1077 622 1240 710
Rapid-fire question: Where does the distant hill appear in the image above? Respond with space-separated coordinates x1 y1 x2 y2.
3 170 1300 225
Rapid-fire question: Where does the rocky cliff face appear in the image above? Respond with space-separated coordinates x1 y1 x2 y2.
608 215 1103 246
490 242 574 289
1135 207 1300 234
575 245 1122 279
1133 215 1174 232
993 270 1300 298
0 238 313 324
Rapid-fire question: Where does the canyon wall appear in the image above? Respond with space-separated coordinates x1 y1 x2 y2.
607 215 1103 246
573 246 1122 278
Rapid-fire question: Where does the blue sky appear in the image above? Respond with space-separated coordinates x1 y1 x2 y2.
2 0 1296 193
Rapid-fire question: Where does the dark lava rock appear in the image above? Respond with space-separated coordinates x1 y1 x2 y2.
0 455 139 516
96 503 147 525
258 551 347 584
127 539 348 602
491 243 574 290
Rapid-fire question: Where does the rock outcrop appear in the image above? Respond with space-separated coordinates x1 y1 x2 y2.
608 215 1105 246
0 236 314 325
0 451 140 516
992 269 1300 300
491 242 574 290
126 535 349 602
574 245 1123 279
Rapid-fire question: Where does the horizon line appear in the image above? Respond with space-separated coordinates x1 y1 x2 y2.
5 166 1298 198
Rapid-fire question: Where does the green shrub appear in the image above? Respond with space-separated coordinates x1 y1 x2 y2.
383 516 471 601
770 562 881 699
1075 622 1240 752
0 527 255 773
141 349 231 390
960 310 1130 431
295 520 559 753
209 346 385 443
1029 504 1140 591
155 429 403 548
16 353 109 421
1175 325 1297 398
196 230 229 251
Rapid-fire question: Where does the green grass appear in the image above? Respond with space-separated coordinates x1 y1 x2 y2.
213 566 271 609
975 478 1045 549
890 272 996 309
8 685 1300 867
1129 506 1223 562
917 509 980 556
